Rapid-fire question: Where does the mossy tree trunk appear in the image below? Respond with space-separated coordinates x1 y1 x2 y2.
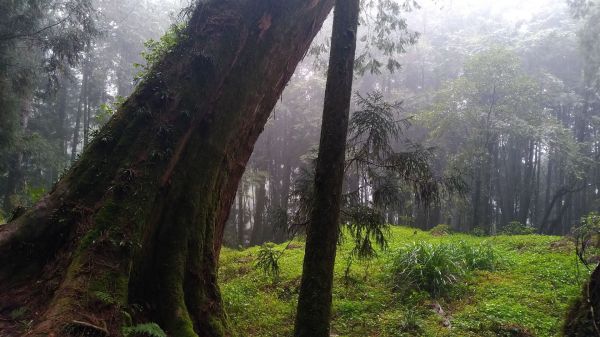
0 1 333 336
294 0 360 336
564 264 600 337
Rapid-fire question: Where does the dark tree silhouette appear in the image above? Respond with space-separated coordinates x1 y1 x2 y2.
294 0 360 336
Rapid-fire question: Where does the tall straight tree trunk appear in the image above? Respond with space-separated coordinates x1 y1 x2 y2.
48 79 69 184
70 66 87 163
250 174 267 246
294 0 360 335
532 143 541 226
56 79 69 160
274 160 292 242
237 183 245 247
83 71 90 148
0 1 334 336
518 140 536 225
542 152 553 231
3 91 33 211
471 172 482 231
82 52 91 148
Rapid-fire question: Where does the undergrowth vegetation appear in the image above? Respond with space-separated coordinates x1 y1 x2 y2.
219 226 590 337
500 221 536 235
390 240 499 298
122 323 167 337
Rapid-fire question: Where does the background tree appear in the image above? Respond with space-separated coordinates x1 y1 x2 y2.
0 0 98 212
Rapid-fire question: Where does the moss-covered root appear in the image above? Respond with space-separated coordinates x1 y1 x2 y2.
563 265 600 337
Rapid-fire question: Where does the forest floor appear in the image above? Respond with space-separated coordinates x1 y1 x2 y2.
219 227 588 337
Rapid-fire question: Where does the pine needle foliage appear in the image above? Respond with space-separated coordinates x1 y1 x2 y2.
255 243 283 280
289 164 316 229
342 205 389 259
347 91 467 208
289 91 467 268
348 91 406 160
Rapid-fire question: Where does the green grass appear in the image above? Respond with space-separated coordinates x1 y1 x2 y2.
218 226 589 337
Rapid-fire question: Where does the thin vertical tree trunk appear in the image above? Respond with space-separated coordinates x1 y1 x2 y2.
250 174 267 246
472 173 482 231
519 140 536 224
294 0 360 335
83 66 90 148
2 91 33 211
274 161 292 242
70 65 87 163
237 183 245 247
532 143 541 226
56 79 69 160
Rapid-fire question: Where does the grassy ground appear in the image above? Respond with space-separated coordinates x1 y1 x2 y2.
218 226 588 337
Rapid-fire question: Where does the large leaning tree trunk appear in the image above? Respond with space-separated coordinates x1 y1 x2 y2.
294 0 360 336
0 0 333 336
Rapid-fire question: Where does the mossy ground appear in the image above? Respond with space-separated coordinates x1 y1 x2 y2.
218 227 589 337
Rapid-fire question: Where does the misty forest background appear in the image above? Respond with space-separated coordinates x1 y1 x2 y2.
2 0 600 336
2 0 600 240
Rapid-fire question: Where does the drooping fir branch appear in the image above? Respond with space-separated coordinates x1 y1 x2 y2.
288 91 467 263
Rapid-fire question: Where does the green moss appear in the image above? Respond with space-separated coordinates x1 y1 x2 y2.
78 227 102 250
207 315 228 337
219 226 587 337
89 270 129 306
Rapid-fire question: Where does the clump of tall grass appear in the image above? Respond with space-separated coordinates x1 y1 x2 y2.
458 240 498 271
390 240 500 298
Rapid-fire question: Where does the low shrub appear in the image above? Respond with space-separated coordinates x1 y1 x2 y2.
471 226 486 236
458 240 498 271
429 224 452 236
391 241 465 298
254 243 282 281
572 212 600 267
399 308 422 332
397 215 415 227
500 221 535 235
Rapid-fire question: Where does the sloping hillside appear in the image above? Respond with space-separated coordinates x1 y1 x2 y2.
219 227 587 337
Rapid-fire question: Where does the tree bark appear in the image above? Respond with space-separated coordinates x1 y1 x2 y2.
236 183 245 247
0 1 334 336
70 64 87 163
250 174 267 246
274 160 292 243
471 172 482 231
564 263 600 337
56 78 69 160
294 0 360 336
518 139 535 225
